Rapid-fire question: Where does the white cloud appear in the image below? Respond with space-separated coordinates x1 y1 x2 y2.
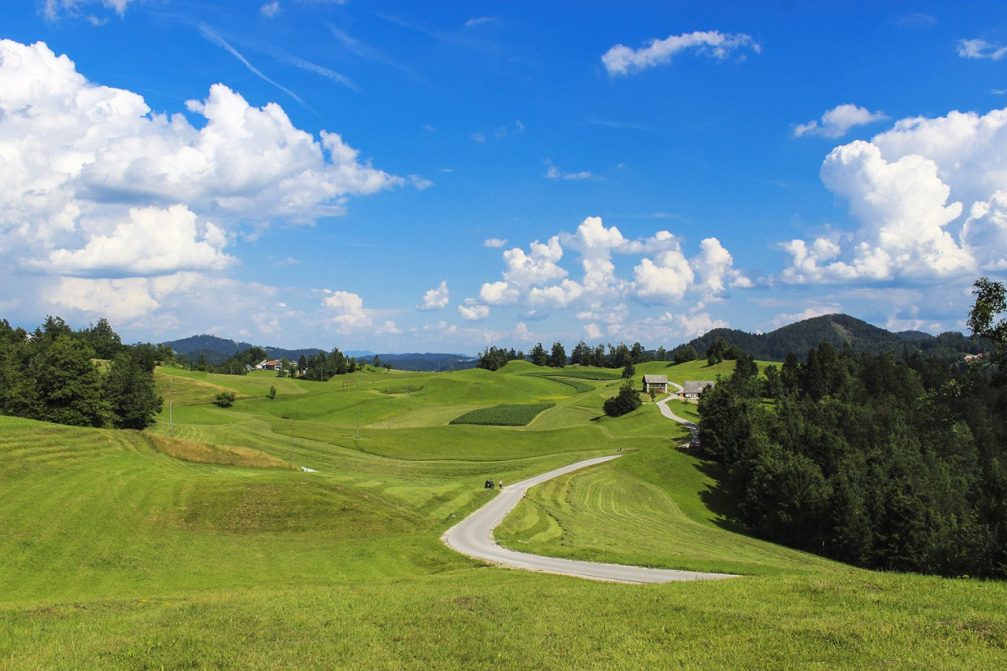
545 160 594 181
37 205 233 277
479 281 520 306
957 38 1007 61
794 104 887 138
528 279 584 307
634 250 694 302
962 193 1007 270
501 237 567 287
602 30 760 77
44 0 130 20
419 280 450 310
465 16 497 29
666 311 728 338
584 323 603 340
0 38 408 319
322 289 392 334
512 322 534 342
483 237 508 248
458 302 490 321
260 1 280 17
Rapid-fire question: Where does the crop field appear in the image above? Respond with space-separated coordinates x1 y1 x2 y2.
450 402 556 426
2 360 1005 670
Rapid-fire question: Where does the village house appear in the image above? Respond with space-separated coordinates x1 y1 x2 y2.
255 359 282 371
642 374 669 394
682 380 715 400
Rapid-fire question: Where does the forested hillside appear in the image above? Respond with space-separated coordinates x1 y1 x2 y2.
697 280 1007 577
680 313 984 362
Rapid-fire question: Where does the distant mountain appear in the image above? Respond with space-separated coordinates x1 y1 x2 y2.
160 335 475 371
376 353 477 372
678 314 983 361
161 335 324 365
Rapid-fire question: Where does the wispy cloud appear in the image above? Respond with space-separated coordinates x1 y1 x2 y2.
198 24 306 106
328 24 418 79
793 104 887 138
545 160 595 181
957 38 1007 61
894 12 936 29
465 16 498 29
378 13 502 56
602 30 760 77
588 118 651 131
269 47 357 91
260 1 280 18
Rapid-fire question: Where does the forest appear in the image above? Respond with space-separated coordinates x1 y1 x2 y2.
698 279 1007 578
0 317 163 430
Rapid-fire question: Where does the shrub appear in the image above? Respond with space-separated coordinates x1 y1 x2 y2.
214 391 236 408
603 384 641 417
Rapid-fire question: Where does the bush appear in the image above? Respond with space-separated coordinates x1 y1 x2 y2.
267 385 276 400
603 384 641 417
214 391 236 407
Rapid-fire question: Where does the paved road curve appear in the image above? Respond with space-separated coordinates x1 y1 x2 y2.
442 455 735 584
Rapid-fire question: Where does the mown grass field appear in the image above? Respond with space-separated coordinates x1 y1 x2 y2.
2 359 1005 670
449 402 555 426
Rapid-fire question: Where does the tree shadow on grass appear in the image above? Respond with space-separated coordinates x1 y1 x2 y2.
681 449 745 533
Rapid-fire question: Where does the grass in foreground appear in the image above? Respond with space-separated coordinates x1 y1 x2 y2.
1 362 1005 670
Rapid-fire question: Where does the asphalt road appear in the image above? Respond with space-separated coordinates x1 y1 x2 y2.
442 455 735 584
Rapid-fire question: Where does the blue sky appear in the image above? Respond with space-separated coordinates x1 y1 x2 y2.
2 1 1007 352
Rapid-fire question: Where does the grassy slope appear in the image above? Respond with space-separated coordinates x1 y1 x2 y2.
1 362 1005 670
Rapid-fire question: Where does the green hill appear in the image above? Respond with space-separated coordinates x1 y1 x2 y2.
1 362 1005 669
681 313 984 361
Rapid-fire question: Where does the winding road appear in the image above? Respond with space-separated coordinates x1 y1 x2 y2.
442 455 735 584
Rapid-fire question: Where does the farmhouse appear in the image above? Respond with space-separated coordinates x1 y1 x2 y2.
255 359 282 370
682 380 714 399
642 374 669 394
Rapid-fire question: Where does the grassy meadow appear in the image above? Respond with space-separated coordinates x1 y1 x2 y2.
2 358 1006 669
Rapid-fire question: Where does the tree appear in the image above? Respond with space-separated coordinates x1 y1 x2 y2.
548 342 567 368
104 351 162 429
968 277 1006 367
30 335 108 427
267 385 277 400
630 342 645 363
530 343 548 367
83 318 122 359
673 345 698 365
621 362 635 379
603 383 642 417
373 355 382 369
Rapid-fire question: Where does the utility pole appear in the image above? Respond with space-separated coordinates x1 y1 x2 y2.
168 377 174 436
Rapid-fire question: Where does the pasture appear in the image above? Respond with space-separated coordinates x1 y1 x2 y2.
1 359 1005 670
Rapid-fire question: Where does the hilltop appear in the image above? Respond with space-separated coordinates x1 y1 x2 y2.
160 334 476 371
681 313 983 361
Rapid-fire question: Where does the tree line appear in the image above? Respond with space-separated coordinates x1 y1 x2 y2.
697 279 1007 578
0 317 163 430
476 340 710 371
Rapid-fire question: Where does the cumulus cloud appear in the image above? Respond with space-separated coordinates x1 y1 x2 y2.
466 216 752 329
419 280 450 310
37 205 233 277
484 237 508 248
794 104 887 138
322 289 394 334
458 302 490 321
957 38 1007 61
602 30 760 77
781 105 1007 283
0 38 408 323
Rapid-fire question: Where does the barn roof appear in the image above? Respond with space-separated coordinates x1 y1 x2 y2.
643 374 668 384
684 380 715 394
